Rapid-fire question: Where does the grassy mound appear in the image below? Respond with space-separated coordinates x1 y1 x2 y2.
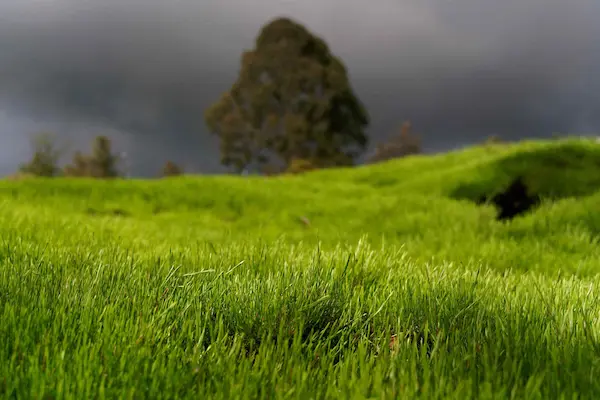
1 138 600 398
450 140 600 202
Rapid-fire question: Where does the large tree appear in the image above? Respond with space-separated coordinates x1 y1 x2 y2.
205 17 369 174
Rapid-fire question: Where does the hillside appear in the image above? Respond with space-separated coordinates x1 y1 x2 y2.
2 138 599 275
1 138 600 398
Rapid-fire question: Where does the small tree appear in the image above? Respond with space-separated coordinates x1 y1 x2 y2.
161 160 184 177
63 135 121 178
63 151 91 177
89 136 120 178
19 133 62 177
367 121 422 164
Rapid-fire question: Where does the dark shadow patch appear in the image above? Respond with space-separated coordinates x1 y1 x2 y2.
85 207 98 216
110 208 129 217
450 142 600 220
481 176 541 220
152 205 164 215
84 207 130 217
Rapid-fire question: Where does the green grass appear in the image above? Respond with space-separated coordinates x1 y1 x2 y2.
1 138 600 399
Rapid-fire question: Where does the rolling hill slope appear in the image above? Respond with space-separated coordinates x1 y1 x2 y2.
1 138 599 275
1 138 599 399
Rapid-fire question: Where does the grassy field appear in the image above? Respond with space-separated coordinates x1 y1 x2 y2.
1 138 600 399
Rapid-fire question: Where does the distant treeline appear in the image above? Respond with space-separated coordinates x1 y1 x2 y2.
16 121 426 179
17 134 185 179
17 16 501 179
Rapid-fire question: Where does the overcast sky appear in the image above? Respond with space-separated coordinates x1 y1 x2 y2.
1 0 599 176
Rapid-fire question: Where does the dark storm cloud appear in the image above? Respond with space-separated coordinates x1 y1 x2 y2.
0 0 599 175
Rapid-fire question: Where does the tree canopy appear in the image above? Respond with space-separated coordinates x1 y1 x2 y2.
205 17 369 174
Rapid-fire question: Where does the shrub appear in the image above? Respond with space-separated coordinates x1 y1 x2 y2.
367 121 422 164
285 158 318 175
19 133 62 177
161 161 184 177
63 136 121 178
